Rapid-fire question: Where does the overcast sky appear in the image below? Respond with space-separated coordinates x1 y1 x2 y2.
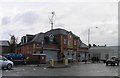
0 0 119 46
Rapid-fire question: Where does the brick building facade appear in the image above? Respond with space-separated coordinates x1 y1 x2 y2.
15 28 88 63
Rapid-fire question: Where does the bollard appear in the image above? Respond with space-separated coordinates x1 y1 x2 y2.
51 59 54 67
65 59 68 66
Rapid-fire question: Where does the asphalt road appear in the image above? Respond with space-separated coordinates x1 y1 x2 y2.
1 62 119 76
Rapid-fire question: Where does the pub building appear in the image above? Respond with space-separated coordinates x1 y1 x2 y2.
15 28 88 64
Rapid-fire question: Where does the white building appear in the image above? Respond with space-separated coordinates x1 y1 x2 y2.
89 46 118 62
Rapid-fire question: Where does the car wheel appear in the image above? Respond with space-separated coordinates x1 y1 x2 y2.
7 64 12 70
113 63 115 66
117 63 119 66
110 63 113 66
2 67 5 70
106 63 108 66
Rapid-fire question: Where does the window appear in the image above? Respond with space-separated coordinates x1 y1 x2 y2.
37 44 39 46
105 54 109 59
64 39 67 44
49 34 54 42
74 40 76 45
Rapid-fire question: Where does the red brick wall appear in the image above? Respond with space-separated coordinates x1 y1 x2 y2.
44 44 58 49
15 33 88 62
62 35 68 49
73 37 78 50
54 35 61 46
15 43 33 54
78 47 88 53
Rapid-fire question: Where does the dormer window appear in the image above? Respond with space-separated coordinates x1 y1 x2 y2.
49 34 54 42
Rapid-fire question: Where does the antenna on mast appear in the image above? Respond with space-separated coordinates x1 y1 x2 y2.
48 11 55 30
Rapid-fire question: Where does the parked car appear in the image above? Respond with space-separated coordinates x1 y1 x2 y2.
0 55 14 69
106 56 119 66
3 53 26 60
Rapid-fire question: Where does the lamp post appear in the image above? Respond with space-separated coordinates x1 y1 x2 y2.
85 27 98 64
88 27 98 46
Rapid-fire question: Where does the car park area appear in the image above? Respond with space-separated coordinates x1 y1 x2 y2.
2 62 118 76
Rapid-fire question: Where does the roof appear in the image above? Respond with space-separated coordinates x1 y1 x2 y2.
30 28 79 43
45 28 79 38
78 39 88 48
45 28 68 36
80 41 88 48
31 33 45 43
0 40 10 46
26 34 35 42
90 46 118 50
21 28 87 48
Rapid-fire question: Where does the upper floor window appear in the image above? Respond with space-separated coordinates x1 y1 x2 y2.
49 34 54 42
64 39 67 45
74 40 77 45
37 44 39 46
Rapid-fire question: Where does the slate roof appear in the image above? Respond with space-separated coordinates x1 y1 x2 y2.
31 33 45 43
45 28 79 38
80 41 88 48
30 28 79 43
0 40 10 46
26 34 35 42
21 28 87 47
78 39 88 48
45 28 68 37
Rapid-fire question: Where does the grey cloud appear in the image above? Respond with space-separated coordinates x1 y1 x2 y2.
1 16 11 25
55 14 68 21
13 11 40 25
55 23 65 27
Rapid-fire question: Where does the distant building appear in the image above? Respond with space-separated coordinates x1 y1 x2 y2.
89 46 118 62
78 41 88 61
0 40 10 54
15 28 88 63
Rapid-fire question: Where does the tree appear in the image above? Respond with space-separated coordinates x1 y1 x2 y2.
9 35 18 53
93 44 97 47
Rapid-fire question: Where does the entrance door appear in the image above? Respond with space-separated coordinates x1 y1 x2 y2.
44 50 58 62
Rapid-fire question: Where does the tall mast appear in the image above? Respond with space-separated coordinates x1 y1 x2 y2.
49 11 55 30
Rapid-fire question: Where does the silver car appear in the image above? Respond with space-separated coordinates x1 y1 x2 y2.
0 56 14 69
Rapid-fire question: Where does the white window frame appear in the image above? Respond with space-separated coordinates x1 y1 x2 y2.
64 39 67 45
74 40 76 45
49 34 54 42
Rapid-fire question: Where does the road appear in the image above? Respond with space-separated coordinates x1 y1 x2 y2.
1 62 118 76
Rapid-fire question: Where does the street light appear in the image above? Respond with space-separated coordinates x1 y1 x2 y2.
88 27 98 47
85 26 98 64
